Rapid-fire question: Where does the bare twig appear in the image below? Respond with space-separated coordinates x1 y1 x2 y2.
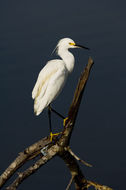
87 180 113 190
65 147 92 167
66 175 75 190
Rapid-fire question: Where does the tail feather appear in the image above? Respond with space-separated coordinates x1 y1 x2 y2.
34 97 48 116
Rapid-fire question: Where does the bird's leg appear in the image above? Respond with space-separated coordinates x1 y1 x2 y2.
49 106 65 119
49 105 68 127
48 105 62 141
63 117 69 126
48 106 52 137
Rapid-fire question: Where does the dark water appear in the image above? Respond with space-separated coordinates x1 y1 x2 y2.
0 0 126 189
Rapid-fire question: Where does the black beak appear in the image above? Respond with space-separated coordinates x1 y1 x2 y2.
76 44 90 50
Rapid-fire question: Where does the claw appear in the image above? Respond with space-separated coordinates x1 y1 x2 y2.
63 117 68 126
50 132 62 141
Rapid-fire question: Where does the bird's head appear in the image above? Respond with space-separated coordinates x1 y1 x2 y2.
57 38 76 49
53 38 90 55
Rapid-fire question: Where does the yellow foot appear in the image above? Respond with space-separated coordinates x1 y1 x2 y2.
63 117 68 126
50 132 62 141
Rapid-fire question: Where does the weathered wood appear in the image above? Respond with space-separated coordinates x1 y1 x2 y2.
0 57 112 190
0 137 51 188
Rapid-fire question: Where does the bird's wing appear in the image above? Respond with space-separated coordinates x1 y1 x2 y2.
33 60 68 115
32 60 63 100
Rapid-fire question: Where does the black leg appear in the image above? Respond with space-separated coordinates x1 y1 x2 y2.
49 105 65 119
48 105 52 134
48 105 66 141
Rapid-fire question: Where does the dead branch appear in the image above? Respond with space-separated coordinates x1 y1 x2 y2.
87 180 113 190
66 175 74 190
0 137 51 188
65 147 92 167
6 144 60 190
0 57 112 190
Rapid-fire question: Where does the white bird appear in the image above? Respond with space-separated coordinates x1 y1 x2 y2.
32 37 89 140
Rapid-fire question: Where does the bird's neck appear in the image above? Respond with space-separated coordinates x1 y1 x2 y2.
58 49 75 73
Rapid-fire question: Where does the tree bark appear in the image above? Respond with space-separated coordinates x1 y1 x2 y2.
0 57 112 190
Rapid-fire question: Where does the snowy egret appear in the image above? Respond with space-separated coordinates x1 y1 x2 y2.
32 37 89 140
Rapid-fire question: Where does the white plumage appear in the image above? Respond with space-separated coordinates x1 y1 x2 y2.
32 37 89 116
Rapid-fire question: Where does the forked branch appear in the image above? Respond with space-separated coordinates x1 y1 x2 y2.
0 57 112 190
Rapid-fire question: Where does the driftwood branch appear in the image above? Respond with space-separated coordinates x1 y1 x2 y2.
0 57 112 190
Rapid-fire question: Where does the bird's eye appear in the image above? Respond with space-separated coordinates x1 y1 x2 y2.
69 42 75 46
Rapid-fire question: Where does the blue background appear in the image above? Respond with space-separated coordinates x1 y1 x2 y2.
0 0 126 189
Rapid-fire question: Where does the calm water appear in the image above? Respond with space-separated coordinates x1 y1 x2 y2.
0 1 126 189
